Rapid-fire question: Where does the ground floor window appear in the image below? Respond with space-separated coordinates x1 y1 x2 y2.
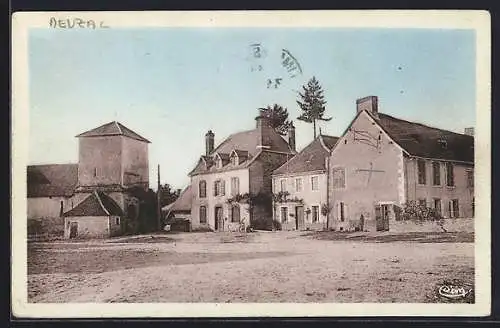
199 206 207 224
340 202 345 222
115 217 120 225
433 198 441 215
281 207 288 223
231 205 240 222
312 205 319 223
452 199 459 218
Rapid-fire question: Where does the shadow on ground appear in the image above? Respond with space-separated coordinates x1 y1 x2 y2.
303 231 474 243
28 244 291 275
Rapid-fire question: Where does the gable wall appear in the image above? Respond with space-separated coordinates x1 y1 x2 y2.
328 112 404 231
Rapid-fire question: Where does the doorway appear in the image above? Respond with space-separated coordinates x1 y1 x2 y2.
69 221 78 239
215 206 223 231
295 206 305 230
375 204 390 231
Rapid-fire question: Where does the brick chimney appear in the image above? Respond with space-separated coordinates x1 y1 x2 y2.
288 121 296 152
356 96 379 118
255 109 273 148
464 127 474 136
205 130 214 155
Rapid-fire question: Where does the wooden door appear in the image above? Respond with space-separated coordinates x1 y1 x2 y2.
375 205 390 231
69 222 78 238
295 206 305 230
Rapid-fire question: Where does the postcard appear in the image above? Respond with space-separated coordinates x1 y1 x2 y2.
11 10 491 317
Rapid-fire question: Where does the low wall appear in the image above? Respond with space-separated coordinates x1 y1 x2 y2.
28 217 64 237
390 218 474 233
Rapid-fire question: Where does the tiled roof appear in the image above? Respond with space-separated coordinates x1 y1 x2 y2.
27 164 78 197
375 113 474 163
76 121 151 143
63 190 123 217
162 185 192 213
232 150 249 158
189 126 293 176
273 135 339 175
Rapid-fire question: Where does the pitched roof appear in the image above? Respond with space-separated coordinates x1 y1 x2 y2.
76 121 151 143
27 164 78 197
63 190 123 217
273 135 339 175
375 112 474 163
189 126 293 176
162 185 192 213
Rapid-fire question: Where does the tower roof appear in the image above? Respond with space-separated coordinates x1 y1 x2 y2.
76 121 151 143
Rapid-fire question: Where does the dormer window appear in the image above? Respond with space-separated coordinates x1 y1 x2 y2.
230 154 238 166
213 154 223 169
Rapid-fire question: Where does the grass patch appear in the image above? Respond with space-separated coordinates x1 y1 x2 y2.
306 231 474 243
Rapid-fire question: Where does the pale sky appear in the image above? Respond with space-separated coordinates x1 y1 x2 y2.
28 28 476 190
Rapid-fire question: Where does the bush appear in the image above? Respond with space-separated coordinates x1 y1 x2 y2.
400 201 446 231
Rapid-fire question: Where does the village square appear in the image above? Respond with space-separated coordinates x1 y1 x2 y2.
24 25 478 304
27 88 475 303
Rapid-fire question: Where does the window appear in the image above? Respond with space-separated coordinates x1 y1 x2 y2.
230 155 238 166
417 159 426 185
446 163 455 187
339 202 345 222
94 167 97 177
332 168 346 189
199 206 207 224
231 205 240 222
215 156 223 169
115 217 120 225
418 199 427 208
433 198 441 215
199 180 207 198
312 206 319 223
280 179 287 192
432 162 441 186
230 177 240 196
311 176 319 191
467 170 474 188
295 178 303 192
452 199 459 218
214 180 225 196
281 207 288 223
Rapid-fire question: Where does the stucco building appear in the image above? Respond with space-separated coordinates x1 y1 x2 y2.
272 134 338 231
27 121 151 239
188 110 296 231
327 96 474 232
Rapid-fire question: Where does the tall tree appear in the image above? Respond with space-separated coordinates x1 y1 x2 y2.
159 183 181 208
296 76 331 139
259 104 293 136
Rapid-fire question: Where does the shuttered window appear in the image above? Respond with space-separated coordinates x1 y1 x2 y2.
417 159 426 185
199 180 207 198
446 163 455 187
332 168 345 189
199 206 207 224
432 162 441 186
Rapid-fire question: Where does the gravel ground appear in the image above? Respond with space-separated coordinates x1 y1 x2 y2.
28 231 474 303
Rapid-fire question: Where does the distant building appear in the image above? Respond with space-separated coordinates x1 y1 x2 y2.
27 121 151 239
162 185 192 222
327 96 474 232
272 134 339 231
188 110 296 231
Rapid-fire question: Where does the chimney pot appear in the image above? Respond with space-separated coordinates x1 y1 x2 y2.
356 96 379 118
205 130 214 155
464 127 474 136
288 122 296 152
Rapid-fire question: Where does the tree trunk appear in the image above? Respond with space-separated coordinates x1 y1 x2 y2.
313 119 317 139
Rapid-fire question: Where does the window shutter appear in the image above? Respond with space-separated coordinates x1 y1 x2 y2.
221 180 226 195
344 204 349 220
213 181 217 196
336 203 340 220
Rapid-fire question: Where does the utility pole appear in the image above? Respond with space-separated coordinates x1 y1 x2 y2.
157 164 162 231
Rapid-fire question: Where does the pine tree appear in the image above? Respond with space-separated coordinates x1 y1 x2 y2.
296 76 331 139
259 104 293 136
